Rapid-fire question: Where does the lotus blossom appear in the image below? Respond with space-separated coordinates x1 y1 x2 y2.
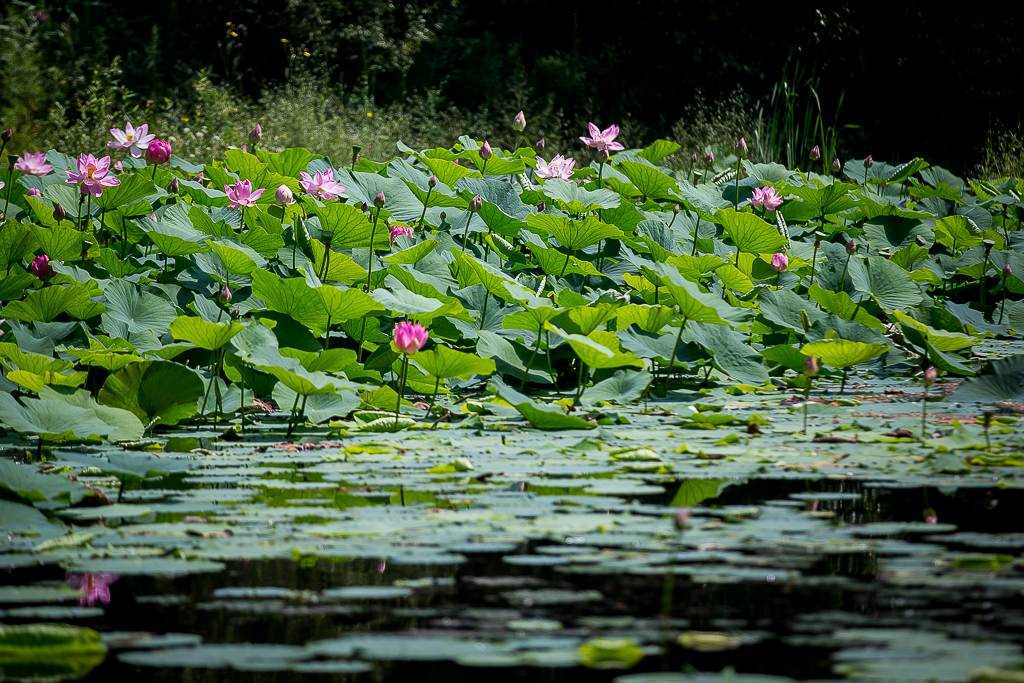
535 154 576 181
770 252 788 272
224 179 265 208
390 225 413 242
108 121 156 158
65 154 120 197
275 184 295 206
14 152 53 176
299 169 345 200
513 111 526 132
580 123 625 153
68 573 118 606
145 139 172 164
30 254 54 280
393 321 428 355
750 185 783 211
26 187 41 197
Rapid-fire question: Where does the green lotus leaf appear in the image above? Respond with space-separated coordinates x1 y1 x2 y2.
801 338 888 369
169 315 246 350
98 360 204 426
715 208 787 254
413 344 495 381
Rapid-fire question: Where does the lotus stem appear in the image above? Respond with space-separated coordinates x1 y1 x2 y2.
662 317 688 397
416 186 432 231
427 375 440 419
394 355 409 428
803 384 811 435
574 359 587 403
520 320 544 391
365 206 382 292
921 384 928 437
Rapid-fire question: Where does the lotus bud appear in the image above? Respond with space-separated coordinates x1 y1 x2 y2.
705 151 714 163
479 141 493 160
923 366 937 386
439 211 447 222
802 355 820 377
250 123 263 144
114 161 123 173
145 139 172 164
513 111 526 132
865 155 874 168
846 239 857 255
1005 263 1013 278
352 145 362 167
195 171 205 184
428 175 437 188
374 191 386 209
240 145 248 154
232 306 240 317
536 138 546 150
52 203 66 222
923 508 937 524
276 184 295 206
218 286 232 305
832 158 842 173
690 151 699 162
735 137 747 157
469 194 483 213
168 177 179 194
809 145 821 161
361 202 369 213
30 254 53 281
673 204 680 214
0 128 11 143
26 187 40 197
149 214 158 222
770 252 788 272
674 507 691 531
537 201 546 212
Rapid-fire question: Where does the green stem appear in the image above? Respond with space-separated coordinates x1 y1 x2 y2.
285 394 301 437
559 251 571 278
427 375 440 419
839 252 852 291
520 320 544 391
460 208 472 253
807 237 819 295
323 314 331 351
2 162 14 221
690 216 701 256
151 164 157 181
364 206 382 292
574 359 587 403
395 356 409 428
803 384 811 435
922 385 928 437
662 317 688 397
1000 272 1009 324
733 159 741 210
416 187 432 230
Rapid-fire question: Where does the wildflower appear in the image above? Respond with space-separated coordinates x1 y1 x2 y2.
367 112 373 118
480 141 493 160
770 253 788 272
469 194 483 213
108 121 156 158
68 573 118 606
846 239 857 255
802 355 820 377
224 179 265 209
145 139 172 164
750 185 783 211
218 286 232 305
393 321 428 355
65 154 120 197
535 154 576 181
30 254 54 281
14 152 53 176
250 124 262 144
809 145 821 161
275 184 294 206
513 111 526 132
579 123 625 152
299 169 345 200
26 187 41 197
735 137 748 157
390 225 413 242
374 191 386 208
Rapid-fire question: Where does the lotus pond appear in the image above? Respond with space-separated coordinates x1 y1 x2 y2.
3 126 1024 682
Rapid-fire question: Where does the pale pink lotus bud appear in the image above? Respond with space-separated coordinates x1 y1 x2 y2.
374 191 386 209
923 508 937 524
536 138 546 150
864 155 874 168
923 366 937 386
674 507 691 531
26 187 41 197
218 286 232 305
802 355 819 377
513 111 526 132
705 151 714 163
690 152 699 162
770 252 788 272
168 177 179 194
52 203 66 221
390 225 412 242
469 194 483 213
148 214 157 221
393 320 428 355
809 145 821 161
832 158 841 172
145 139 172 164
1004 263 1013 278
480 141 493 160
275 184 294 206
250 124 263 144
846 239 857 255
735 137 747 156
428 175 437 188
30 254 54 280
673 204 680 214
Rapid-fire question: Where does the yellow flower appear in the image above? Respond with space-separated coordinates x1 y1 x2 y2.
230 31 238 37
303 51 310 57
280 38 289 43
367 112 373 118
225 21 232 26
180 117 190 122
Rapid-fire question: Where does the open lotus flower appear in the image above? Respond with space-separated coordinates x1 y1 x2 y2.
750 185 783 211
108 121 156 158
393 321 428 355
224 179 265 208
14 151 53 176
580 123 625 153
299 169 345 200
68 573 118 606
145 139 172 164
535 154 576 181
65 154 120 197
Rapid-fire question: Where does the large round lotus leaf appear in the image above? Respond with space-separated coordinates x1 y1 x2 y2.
98 360 204 426
0 623 108 682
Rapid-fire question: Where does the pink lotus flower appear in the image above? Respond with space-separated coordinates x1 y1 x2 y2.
26 187 41 197
750 185 783 211
145 139 172 164
579 122 625 153
224 179 265 208
393 321 428 355
68 573 118 606
390 225 413 242
535 154 576 181
108 121 156 158
14 152 53 176
65 154 120 197
275 184 295 206
299 169 345 200
770 252 788 272
30 254 54 280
